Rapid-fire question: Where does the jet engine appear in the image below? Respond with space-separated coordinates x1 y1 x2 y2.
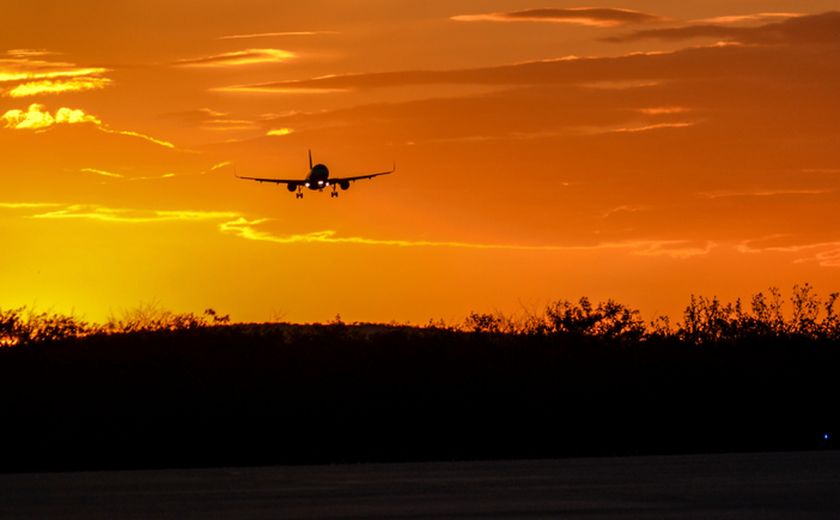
287 183 297 192
339 180 351 191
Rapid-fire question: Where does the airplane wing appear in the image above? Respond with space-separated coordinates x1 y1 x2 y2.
330 164 396 183
234 172 300 184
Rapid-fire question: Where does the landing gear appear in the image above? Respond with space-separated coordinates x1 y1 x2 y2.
296 192 303 199
331 186 339 197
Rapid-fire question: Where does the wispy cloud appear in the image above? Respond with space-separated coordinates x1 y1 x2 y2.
700 189 831 199
452 8 666 27
693 13 804 24
631 241 716 259
3 103 178 149
0 51 108 88
604 10 840 44
605 122 694 134
160 108 259 131
172 49 296 67
5 77 111 98
80 168 123 178
100 128 176 149
0 202 62 208
219 218 711 259
737 237 840 267
31 205 239 223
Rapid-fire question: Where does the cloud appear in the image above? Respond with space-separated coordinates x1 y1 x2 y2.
31 205 239 223
4 49 56 58
80 168 123 178
2 104 101 129
700 189 831 199
227 16 840 97
3 103 178 149
0 52 107 83
631 241 716 259
219 218 711 258
737 237 840 267
604 11 840 44
5 77 111 97
172 49 296 67
603 122 694 134
160 108 259 131
0 202 62 208
451 8 665 27
693 13 804 24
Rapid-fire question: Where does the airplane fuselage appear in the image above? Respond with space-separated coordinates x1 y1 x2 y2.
304 164 330 190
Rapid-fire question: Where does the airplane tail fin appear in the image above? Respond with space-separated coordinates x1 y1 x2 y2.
309 149 313 170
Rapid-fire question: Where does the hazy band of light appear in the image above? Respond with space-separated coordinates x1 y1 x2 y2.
219 217 712 258
218 31 339 40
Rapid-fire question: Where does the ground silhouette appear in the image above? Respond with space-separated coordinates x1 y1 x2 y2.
1 286 837 472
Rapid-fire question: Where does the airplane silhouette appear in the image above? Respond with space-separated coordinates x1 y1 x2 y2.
235 150 394 198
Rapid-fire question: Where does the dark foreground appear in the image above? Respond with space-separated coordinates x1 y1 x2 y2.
2 452 838 519
2 323 839 472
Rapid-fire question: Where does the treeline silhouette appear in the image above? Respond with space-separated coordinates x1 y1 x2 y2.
1 285 837 472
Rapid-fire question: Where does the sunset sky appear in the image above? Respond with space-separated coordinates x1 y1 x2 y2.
2 1 839 325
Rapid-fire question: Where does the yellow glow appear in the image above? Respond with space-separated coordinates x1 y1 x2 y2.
267 128 292 136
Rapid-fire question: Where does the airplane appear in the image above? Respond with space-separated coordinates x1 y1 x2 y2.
235 150 394 198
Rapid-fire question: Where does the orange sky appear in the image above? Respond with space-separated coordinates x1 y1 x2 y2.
2 1 839 325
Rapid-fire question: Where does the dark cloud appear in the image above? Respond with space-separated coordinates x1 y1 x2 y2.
604 11 840 44
221 39 840 93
